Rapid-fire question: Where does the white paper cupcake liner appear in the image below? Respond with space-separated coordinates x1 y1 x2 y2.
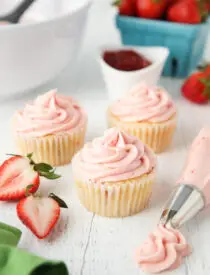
108 111 177 153
75 171 155 217
15 126 87 166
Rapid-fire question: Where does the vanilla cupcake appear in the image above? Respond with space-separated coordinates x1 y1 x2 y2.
108 84 177 153
72 128 156 217
13 90 87 166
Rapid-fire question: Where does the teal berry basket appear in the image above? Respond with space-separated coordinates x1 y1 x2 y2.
116 15 209 78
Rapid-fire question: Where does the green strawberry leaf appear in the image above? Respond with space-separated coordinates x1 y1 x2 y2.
27 153 33 159
32 160 61 180
112 0 121 6
26 153 35 165
200 77 210 98
34 163 54 173
39 170 61 180
197 0 209 22
203 88 210 97
200 77 210 86
49 193 68 208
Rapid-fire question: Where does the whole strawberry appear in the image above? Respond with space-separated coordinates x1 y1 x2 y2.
182 72 210 104
136 0 168 19
0 153 60 201
167 0 202 24
113 0 136 16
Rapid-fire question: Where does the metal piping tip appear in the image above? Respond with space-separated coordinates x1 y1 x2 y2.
159 184 205 229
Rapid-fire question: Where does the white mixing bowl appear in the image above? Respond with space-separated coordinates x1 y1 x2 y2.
0 0 91 95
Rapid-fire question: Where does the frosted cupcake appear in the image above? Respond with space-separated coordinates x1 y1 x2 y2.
108 84 177 153
13 90 87 166
72 128 156 217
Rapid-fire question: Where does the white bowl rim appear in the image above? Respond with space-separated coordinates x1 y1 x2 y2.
98 45 169 75
0 0 92 31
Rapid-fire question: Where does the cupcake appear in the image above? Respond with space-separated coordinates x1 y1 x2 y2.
72 128 156 217
108 84 177 153
13 90 87 166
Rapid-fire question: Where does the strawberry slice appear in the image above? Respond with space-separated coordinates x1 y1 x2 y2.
0 156 39 201
0 153 60 201
17 193 67 239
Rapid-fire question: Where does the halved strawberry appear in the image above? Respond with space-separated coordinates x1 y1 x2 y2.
0 156 39 201
0 154 60 201
17 193 67 239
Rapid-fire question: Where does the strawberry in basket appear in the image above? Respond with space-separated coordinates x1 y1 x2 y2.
113 0 136 16
167 0 208 24
135 0 168 19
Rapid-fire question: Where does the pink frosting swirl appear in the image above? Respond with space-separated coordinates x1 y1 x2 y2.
13 90 87 137
135 225 191 274
110 84 176 123
72 128 155 183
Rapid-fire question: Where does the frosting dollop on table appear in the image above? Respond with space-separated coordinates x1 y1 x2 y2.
110 84 176 123
13 90 87 137
72 128 155 183
136 225 191 274
178 127 210 205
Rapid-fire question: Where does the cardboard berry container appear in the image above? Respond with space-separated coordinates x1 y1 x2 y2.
116 15 209 78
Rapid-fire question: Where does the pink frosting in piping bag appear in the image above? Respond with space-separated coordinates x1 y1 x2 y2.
110 84 176 123
136 127 210 273
72 127 155 183
136 225 191 274
13 90 87 137
177 127 210 205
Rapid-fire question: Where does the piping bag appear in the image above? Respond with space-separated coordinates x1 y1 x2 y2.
136 127 210 273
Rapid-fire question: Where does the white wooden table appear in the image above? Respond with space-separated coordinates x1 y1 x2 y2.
0 1 210 274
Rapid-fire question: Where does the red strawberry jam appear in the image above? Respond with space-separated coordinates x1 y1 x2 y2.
103 49 152 71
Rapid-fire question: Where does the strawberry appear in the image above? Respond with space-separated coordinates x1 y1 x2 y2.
167 0 202 24
136 0 168 19
17 192 67 239
0 153 60 201
181 72 210 104
113 0 136 16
